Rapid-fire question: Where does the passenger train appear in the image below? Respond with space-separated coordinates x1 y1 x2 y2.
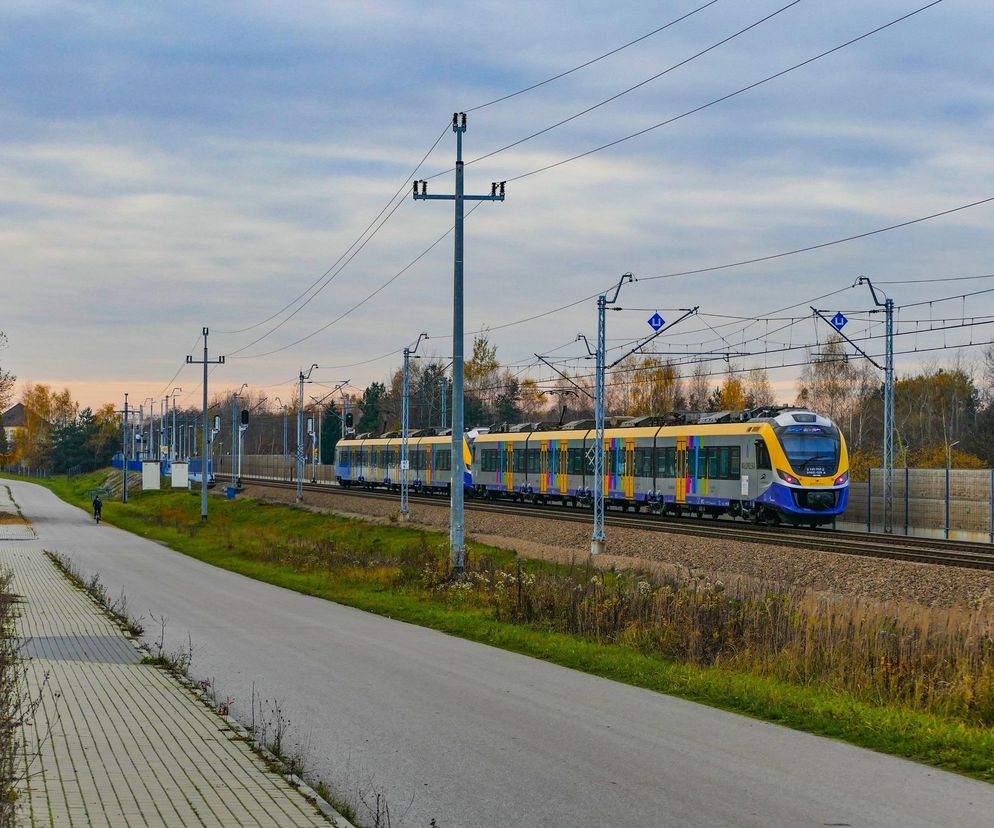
334 407 850 526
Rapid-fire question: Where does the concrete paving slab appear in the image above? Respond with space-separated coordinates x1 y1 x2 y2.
2 542 336 827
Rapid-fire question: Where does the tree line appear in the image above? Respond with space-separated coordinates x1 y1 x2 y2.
3 329 993 475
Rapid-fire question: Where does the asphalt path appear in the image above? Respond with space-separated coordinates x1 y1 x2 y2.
11 478 994 827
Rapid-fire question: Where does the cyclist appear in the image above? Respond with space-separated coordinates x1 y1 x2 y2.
92 494 103 523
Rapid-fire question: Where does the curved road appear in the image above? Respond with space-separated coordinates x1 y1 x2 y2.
11 479 994 827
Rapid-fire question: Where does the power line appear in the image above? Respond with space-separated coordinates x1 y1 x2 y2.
465 0 801 170
224 187 413 356
506 0 946 183
230 202 488 360
216 122 450 337
465 0 720 112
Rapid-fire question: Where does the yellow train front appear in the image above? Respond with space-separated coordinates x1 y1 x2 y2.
472 409 849 526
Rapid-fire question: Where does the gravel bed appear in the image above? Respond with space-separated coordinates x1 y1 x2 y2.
242 484 994 610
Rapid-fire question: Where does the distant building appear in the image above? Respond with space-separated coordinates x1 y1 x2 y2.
1 403 50 454
1 403 29 447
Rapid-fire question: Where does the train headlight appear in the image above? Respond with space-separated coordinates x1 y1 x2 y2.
777 469 800 485
834 472 849 485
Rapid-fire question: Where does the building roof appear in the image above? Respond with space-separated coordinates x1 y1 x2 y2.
1 403 28 428
0 403 42 428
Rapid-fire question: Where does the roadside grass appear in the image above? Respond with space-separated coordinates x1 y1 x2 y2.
12 469 994 782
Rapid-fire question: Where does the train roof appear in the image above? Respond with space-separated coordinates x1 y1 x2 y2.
337 433 468 446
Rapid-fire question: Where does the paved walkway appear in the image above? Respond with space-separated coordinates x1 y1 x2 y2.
0 487 336 827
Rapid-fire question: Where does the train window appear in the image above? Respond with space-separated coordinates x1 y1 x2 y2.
513 450 526 473
708 448 720 479
568 448 585 475
481 449 498 472
526 448 541 474
635 448 652 477
717 447 730 479
756 441 771 470
730 446 741 477
656 447 675 477
437 449 451 471
410 450 423 470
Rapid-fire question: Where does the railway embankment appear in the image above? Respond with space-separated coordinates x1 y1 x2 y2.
243 482 994 610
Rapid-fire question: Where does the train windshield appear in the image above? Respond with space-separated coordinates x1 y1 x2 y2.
777 426 840 476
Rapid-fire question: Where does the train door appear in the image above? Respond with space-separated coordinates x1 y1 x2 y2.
540 441 549 494
676 436 688 503
505 443 514 492
624 438 636 500
558 440 569 495
426 443 434 487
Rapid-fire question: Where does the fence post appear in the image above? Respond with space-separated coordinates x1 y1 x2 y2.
904 467 910 536
945 466 950 540
989 468 993 545
867 470 872 533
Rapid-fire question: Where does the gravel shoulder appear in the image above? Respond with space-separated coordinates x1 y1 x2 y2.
242 484 994 610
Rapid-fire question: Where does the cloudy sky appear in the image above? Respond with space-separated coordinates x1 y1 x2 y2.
2 0 993 412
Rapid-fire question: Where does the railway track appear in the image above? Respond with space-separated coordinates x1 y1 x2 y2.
237 475 994 572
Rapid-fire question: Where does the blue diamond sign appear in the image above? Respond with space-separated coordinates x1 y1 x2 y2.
647 312 665 332
830 312 848 331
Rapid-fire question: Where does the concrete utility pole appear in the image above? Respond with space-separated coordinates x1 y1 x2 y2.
402 333 429 521
413 112 506 572
296 365 318 503
186 328 224 521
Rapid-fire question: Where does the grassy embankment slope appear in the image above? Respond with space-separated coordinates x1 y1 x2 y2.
11 469 994 781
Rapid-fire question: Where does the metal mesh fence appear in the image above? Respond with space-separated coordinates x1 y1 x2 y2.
846 468 994 541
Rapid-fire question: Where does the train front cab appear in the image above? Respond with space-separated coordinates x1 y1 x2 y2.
752 416 850 526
